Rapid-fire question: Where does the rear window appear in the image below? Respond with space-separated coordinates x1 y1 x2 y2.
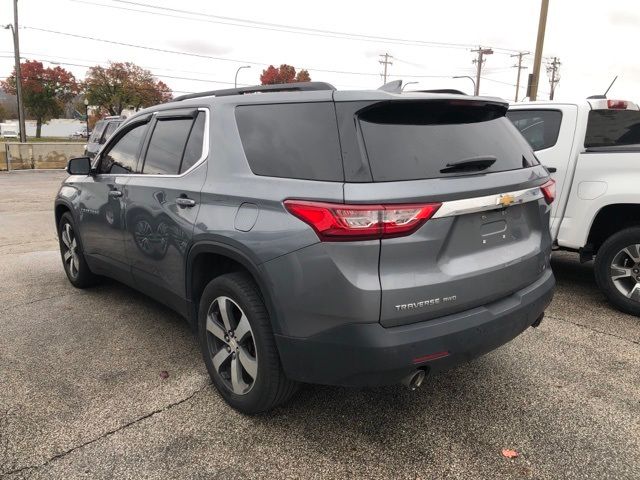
89 121 106 143
358 101 538 181
585 109 640 148
506 109 562 151
235 102 343 181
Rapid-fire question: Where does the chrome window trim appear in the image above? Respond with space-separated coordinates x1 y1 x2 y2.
432 186 544 219
95 107 210 178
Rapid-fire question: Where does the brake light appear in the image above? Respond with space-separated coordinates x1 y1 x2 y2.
607 99 628 109
540 179 556 204
284 200 441 241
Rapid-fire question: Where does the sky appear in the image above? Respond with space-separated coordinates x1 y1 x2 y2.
1 0 638 103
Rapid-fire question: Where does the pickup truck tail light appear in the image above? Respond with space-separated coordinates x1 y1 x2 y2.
284 200 441 241
540 179 556 204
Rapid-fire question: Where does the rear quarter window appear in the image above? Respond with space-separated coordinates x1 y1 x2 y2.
585 109 640 148
506 109 562 151
358 101 538 182
235 102 343 181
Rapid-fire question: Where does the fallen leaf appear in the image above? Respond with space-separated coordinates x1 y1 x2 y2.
502 449 519 459
159 370 169 380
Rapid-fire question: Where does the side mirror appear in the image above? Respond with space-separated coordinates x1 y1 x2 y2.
66 156 92 175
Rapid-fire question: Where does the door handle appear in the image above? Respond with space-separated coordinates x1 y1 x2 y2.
108 190 123 198
176 197 196 208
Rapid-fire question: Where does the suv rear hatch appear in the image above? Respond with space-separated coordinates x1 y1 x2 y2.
336 96 553 327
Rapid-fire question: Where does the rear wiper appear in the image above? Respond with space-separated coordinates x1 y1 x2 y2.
440 155 497 174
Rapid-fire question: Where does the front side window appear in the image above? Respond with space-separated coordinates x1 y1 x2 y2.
506 109 562 151
99 122 148 174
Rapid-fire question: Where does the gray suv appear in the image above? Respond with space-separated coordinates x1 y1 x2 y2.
56 82 555 413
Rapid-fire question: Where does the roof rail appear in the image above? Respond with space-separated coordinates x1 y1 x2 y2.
174 82 336 101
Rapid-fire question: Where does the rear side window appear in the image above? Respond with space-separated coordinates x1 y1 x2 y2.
103 121 121 141
358 101 538 181
142 111 206 175
143 118 194 175
89 121 106 143
235 102 343 181
585 110 640 148
506 109 562 151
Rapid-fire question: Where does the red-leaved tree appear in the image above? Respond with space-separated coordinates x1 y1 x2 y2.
260 64 311 85
1 60 79 137
85 62 172 116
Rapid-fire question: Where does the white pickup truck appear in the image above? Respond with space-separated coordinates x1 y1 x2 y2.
508 98 640 316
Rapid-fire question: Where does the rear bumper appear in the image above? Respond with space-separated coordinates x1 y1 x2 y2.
275 269 554 386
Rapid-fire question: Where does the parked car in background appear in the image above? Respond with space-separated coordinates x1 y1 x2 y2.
2 129 18 139
85 116 123 159
508 97 640 316
56 83 555 413
70 127 90 139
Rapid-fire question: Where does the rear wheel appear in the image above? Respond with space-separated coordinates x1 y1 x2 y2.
594 227 640 317
58 212 98 288
198 272 298 413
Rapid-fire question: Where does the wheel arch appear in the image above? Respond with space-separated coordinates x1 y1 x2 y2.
185 241 282 335
587 203 640 254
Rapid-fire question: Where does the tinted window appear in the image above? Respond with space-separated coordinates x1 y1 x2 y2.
506 109 562 151
99 123 147 174
359 101 538 181
103 121 121 141
585 110 640 148
143 118 193 175
180 112 206 173
235 102 343 181
89 121 106 143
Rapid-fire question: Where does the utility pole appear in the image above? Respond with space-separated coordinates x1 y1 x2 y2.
547 56 561 100
511 51 530 102
379 53 393 84
471 46 493 96
529 0 549 101
10 0 26 142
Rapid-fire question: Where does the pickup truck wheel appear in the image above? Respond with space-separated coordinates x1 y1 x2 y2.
58 212 99 288
198 272 298 413
594 227 640 317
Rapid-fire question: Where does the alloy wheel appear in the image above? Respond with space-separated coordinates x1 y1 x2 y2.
610 244 640 302
61 223 80 279
206 296 258 395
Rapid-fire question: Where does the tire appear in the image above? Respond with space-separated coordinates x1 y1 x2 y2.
198 272 298 414
58 212 99 288
594 227 640 317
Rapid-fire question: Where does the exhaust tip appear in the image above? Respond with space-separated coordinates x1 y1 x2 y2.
402 369 427 391
531 313 544 328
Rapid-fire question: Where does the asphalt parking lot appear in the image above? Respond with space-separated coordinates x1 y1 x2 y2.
1 170 638 479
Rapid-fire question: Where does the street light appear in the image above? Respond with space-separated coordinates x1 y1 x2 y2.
234 65 251 88
452 76 477 95
84 98 90 138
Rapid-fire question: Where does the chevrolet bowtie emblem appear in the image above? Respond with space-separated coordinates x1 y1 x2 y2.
498 194 515 207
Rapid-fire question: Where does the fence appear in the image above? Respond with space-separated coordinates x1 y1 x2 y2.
2 143 85 171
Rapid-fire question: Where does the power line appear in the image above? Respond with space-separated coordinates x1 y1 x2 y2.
72 0 506 52
18 27 484 80
546 56 561 100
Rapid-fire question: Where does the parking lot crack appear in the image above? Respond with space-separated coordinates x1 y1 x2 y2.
547 314 640 346
0 384 210 478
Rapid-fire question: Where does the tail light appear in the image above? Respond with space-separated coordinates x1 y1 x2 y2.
284 200 441 241
540 179 556 204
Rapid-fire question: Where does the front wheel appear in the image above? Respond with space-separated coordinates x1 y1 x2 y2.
58 212 99 288
198 272 298 414
594 227 640 317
